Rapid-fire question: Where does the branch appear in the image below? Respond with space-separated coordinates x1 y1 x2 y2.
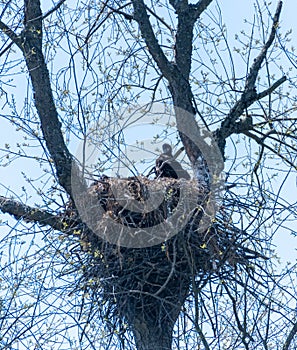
256 75 286 100
0 41 13 57
169 0 213 16
243 130 297 169
84 3 134 44
169 1 214 165
107 4 134 21
223 283 255 344
283 321 297 350
145 6 173 36
0 195 65 231
42 0 66 20
21 0 86 196
0 2 95 198
132 0 214 167
0 20 22 48
172 0 213 79
245 1 283 90
169 0 188 12
215 1 284 157
131 0 175 81
191 0 214 16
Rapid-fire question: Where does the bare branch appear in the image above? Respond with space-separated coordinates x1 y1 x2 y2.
256 75 287 100
174 9 197 80
243 130 296 169
215 1 284 157
85 3 134 44
132 0 214 166
283 322 297 350
245 1 283 90
131 0 175 81
169 0 213 16
42 0 66 20
173 0 213 79
0 20 21 48
0 195 64 231
145 6 173 36
20 0 86 196
169 0 188 12
191 0 214 16
107 4 134 21
0 41 13 57
223 283 255 344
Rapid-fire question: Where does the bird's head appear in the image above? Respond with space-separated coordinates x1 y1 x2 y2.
162 143 173 156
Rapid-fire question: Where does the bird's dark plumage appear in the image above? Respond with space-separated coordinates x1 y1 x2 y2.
155 144 190 180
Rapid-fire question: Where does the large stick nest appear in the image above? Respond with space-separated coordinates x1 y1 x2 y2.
64 176 267 323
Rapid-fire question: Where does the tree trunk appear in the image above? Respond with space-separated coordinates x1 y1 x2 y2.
131 314 174 350
123 276 190 350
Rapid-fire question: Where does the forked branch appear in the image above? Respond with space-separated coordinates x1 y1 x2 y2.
215 1 285 157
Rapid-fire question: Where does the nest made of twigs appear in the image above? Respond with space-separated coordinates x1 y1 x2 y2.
63 176 267 324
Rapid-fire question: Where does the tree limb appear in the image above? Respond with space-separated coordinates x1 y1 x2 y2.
283 321 297 350
145 6 173 36
0 195 65 231
256 76 286 100
169 0 213 16
243 130 296 169
245 1 283 90
0 1 88 197
131 0 176 81
0 20 22 48
0 1 84 197
215 1 284 157
21 0 86 197
171 0 213 79
107 4 134 21
132 0 214 166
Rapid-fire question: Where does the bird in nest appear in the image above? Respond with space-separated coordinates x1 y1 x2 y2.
153 143 191 180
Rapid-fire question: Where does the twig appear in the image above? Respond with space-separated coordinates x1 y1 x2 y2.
42 0 66 20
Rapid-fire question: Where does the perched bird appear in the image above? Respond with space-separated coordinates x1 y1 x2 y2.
155 143 191 180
